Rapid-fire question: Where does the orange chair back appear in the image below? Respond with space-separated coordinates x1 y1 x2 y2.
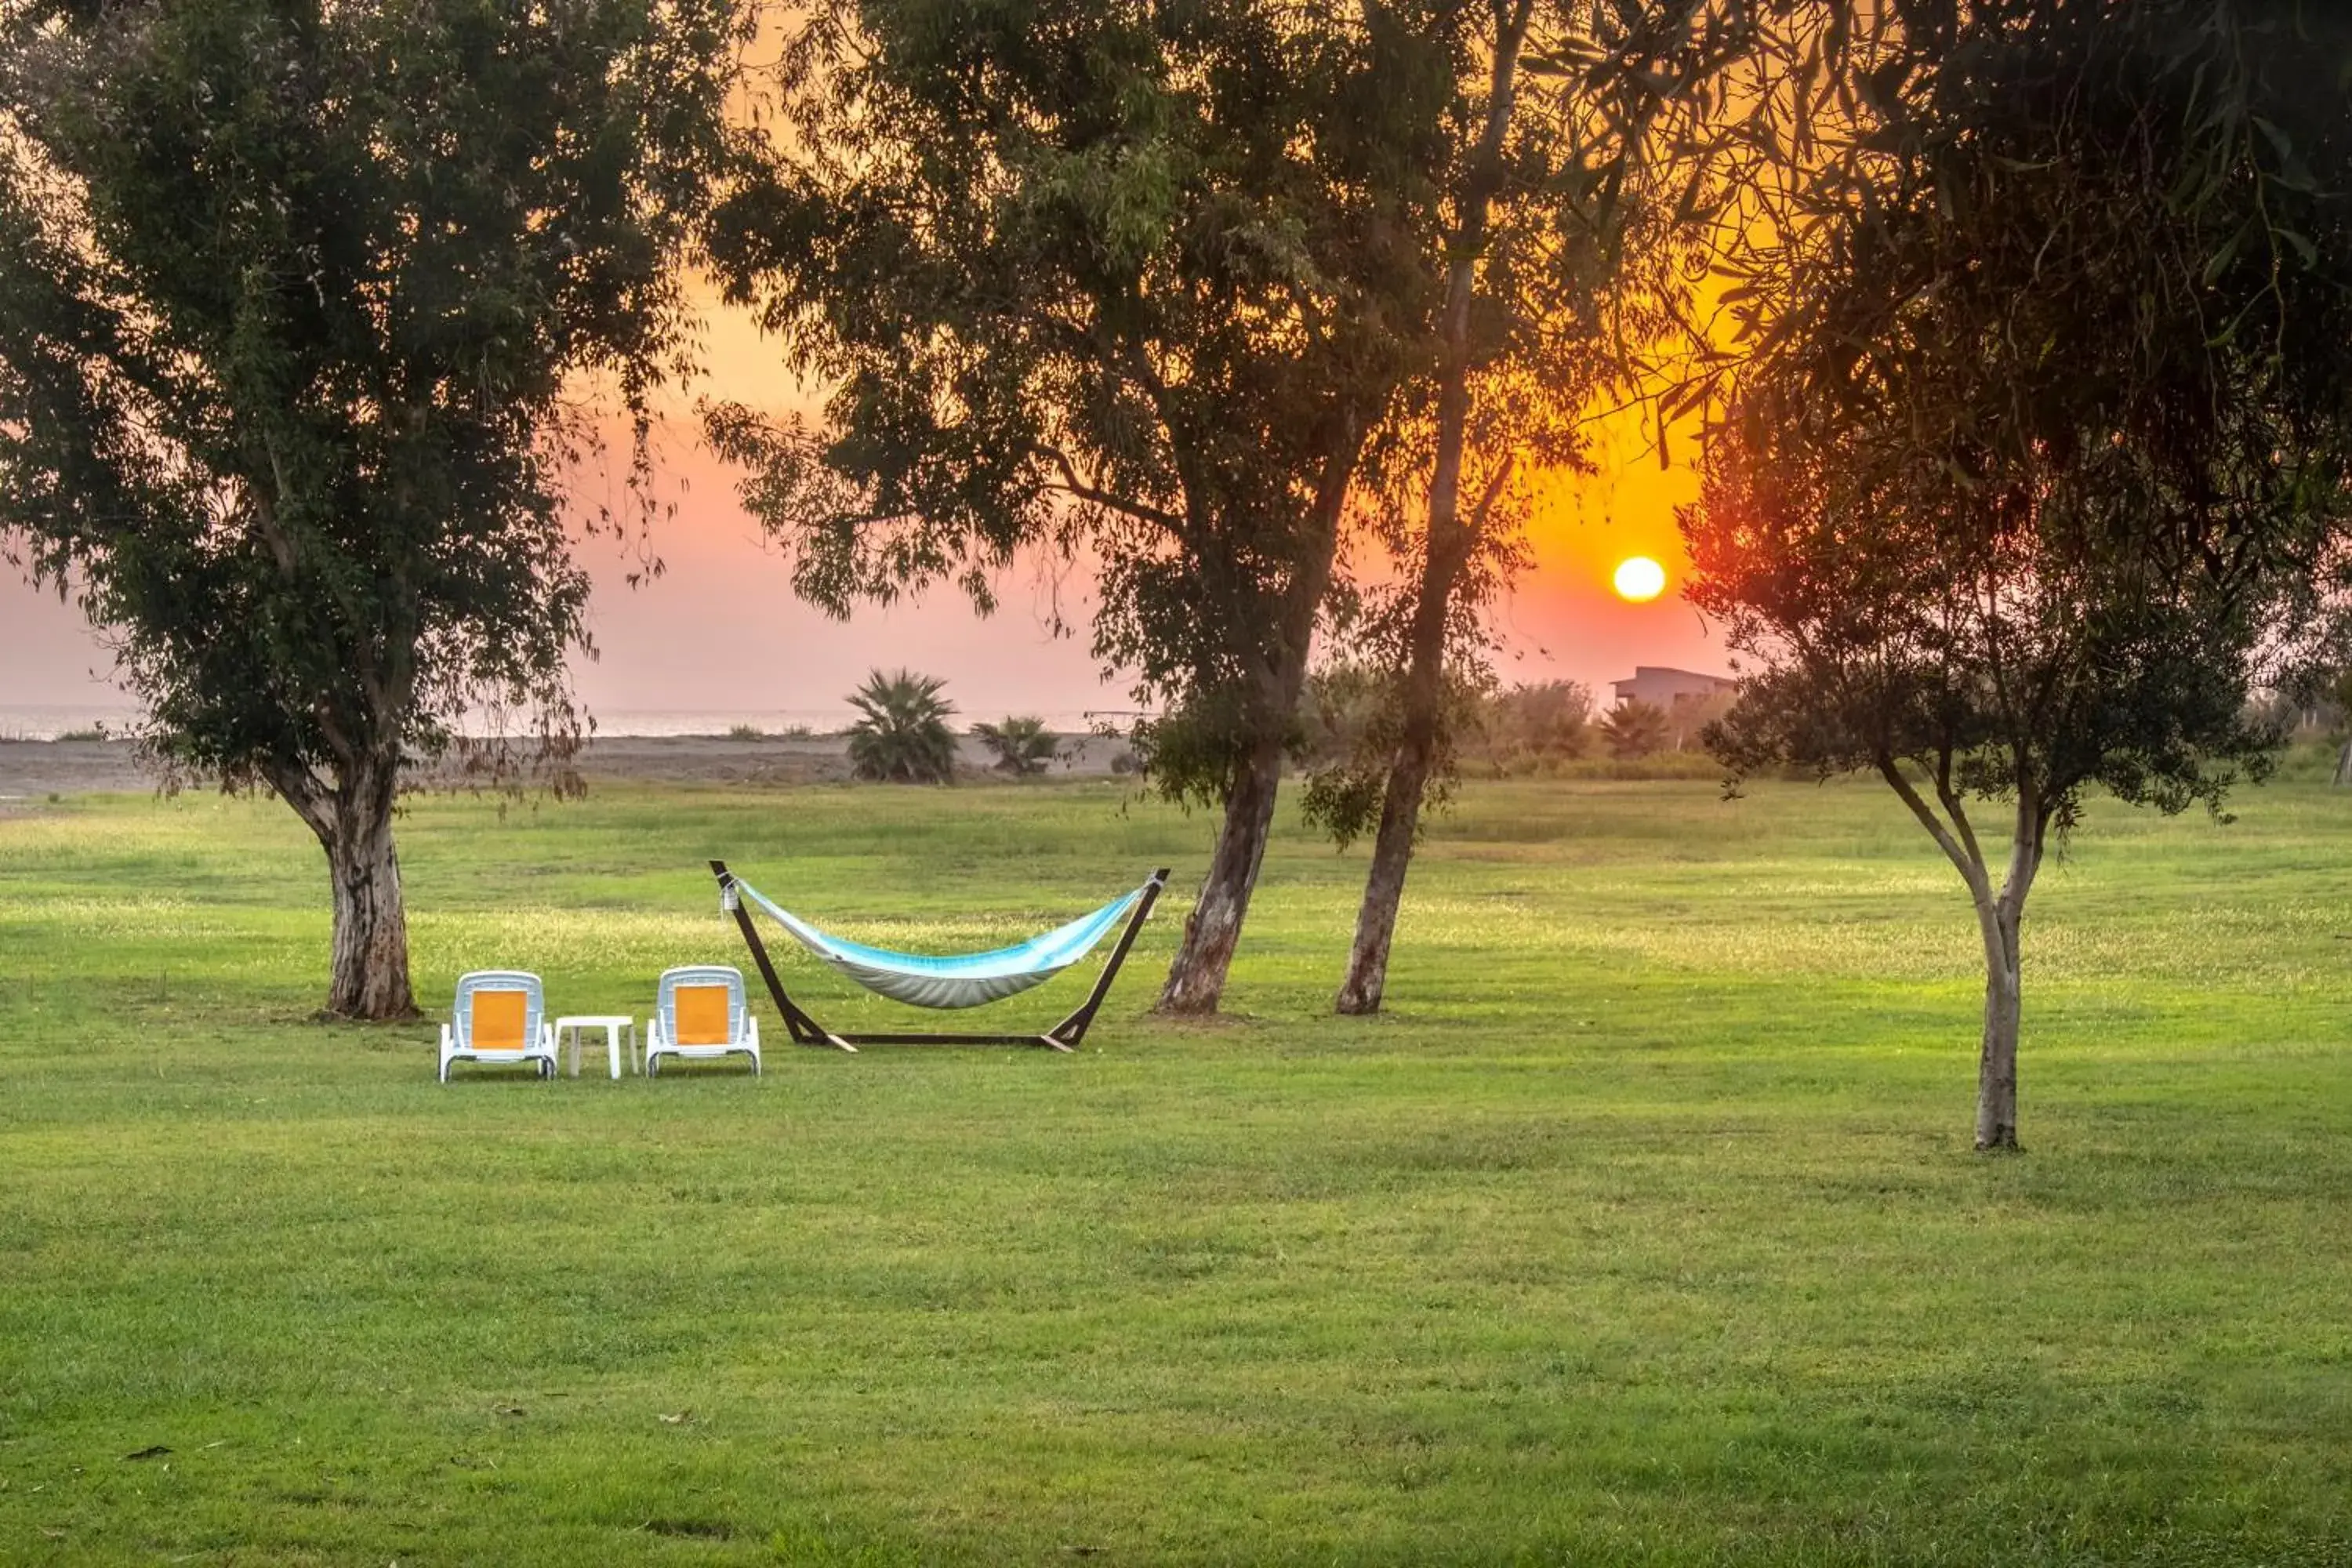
470 989 529 1051
673 985 733 1047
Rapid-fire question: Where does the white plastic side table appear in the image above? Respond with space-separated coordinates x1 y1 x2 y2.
556 1015 638 1080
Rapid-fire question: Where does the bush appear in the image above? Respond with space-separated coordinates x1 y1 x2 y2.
971 716 1057 775
1597 699 1671 760
1477 681 1592 769
845 670 958 783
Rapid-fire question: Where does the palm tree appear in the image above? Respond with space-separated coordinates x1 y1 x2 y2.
845 670 958 783
971 715 1058 776
1597 699 1671 760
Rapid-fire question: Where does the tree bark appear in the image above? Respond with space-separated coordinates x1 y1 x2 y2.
1334 517 1477 1014
1155 389 1370 1015
274 757 417 1020
1973 895 2023 1151
1156 725 1287 1014
1878 757 2042 1149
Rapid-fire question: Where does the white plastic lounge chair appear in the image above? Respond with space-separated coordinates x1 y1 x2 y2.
646 965 761 1077
440 971 557 1083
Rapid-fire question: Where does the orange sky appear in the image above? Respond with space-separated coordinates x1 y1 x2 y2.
0 300 1729 728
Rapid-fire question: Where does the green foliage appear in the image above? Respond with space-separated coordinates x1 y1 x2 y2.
845 669 958 784
725 724 765 741
1596 699 1671 761
1294 659 1482 850
1477 679 1593 770
1126 691 1259 812
702 0 1478 805
971 715 1057 777
5 779 2352 1559
0 0 742 782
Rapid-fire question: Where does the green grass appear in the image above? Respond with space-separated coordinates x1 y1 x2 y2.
2 772 2349 1564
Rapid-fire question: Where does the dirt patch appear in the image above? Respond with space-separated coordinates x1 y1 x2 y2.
0 739 158 797
0 731 1138 797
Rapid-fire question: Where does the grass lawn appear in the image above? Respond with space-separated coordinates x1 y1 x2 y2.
2 770 2349 1564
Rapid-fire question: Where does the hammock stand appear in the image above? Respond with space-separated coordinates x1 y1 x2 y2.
709 859 1169 1052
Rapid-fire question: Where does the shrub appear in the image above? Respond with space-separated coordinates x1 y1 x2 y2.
1597 699 1671 760
845 670 958 783
1478 681 1592 770
971 716 1057 775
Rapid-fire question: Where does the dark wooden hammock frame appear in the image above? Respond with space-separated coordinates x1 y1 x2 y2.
710 860 1170 1053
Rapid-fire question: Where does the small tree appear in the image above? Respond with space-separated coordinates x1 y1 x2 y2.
846 670 957 784
971 716 1056 777
1325 0 1857 1015
1597 699 1670 760
1686 0 2352 1149
0 0 740 1018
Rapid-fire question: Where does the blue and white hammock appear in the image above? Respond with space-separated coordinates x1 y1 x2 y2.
725 877 1151 1010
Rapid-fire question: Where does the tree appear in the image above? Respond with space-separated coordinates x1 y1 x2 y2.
0 0 741 1018
1327 0 1846 1015
845 670 959 784
1685 0 2352 1149
705 0 1458 1013
1597 698 1669 760
972 716 1058 776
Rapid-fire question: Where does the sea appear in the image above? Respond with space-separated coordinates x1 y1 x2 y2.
0 702 1126 742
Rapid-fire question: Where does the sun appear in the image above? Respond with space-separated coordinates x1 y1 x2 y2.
1613 555 1668 603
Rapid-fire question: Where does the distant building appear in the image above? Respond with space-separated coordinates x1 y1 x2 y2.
1609 666 1738 709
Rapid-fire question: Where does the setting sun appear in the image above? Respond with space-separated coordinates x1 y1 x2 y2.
1613 555 1667 603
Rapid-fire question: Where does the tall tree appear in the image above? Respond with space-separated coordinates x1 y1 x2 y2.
1684 0 2352 1148
0 0 742 1017
1328 0 1791 1014
705 0 1461 1014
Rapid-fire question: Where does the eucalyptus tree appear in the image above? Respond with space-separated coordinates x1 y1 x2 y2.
0 0 742 1018
705 0 1471 1013
1326 0 1813 1015
1685 0 2352 1149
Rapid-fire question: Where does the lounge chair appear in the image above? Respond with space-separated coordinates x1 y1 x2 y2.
440 971 557 1082
646 965 761 1076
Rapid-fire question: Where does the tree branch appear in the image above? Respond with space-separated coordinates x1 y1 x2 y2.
1878 752 1994 903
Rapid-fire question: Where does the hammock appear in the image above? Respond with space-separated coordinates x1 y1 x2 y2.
726 876 1148 1010
709 861 1169 1052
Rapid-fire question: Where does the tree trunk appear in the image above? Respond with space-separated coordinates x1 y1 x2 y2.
1155 380 1370 1015
2334 739 2350 786
278 757 417 1020
1335 527 1472 1014
1878 759 2042 1151
1334 0 1531 1018
1157 727 1287 1014
1974 898 2022 1151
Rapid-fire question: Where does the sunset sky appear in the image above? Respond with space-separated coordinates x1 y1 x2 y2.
0 309 1728 729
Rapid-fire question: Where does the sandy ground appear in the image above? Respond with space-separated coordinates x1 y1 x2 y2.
0 732 1134 801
